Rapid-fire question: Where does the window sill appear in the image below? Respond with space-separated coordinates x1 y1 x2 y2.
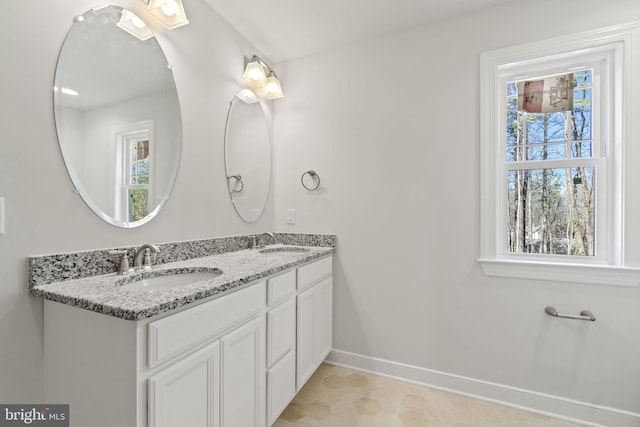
478 258 640 287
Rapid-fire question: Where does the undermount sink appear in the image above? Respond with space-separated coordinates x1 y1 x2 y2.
115 268 223 290
259 246 310 254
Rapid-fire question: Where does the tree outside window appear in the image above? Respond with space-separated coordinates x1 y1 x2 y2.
127 139 150 222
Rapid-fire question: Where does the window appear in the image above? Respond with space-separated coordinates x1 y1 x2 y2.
114 120 154 224
479 25 640 286
506 69 598 258
125 136 150 222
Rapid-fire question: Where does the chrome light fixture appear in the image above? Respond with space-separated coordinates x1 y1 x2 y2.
146 0 189 30
243 55 284 99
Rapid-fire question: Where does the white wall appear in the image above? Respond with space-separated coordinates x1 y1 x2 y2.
0 0 275 402
273 0 640 422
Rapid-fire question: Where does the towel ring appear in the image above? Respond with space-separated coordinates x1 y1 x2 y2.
227 174 244 193
301 170 321 191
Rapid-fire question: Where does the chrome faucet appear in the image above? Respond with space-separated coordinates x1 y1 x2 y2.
133 244 160 272
108 250 132 275
253 232 275 249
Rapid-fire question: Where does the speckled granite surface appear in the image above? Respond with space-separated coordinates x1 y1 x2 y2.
28 233 336 287
30 244 334 321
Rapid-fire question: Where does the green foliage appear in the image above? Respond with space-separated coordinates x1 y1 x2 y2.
129 189 149 222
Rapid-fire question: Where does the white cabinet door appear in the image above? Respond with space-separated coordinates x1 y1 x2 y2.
221 316 266 427
315 277 333 363
148 341 220 427
267 350 296 426
296 284 316 391
296 277 333 391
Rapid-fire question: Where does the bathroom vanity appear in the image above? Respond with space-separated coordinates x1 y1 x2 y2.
32 237 334 427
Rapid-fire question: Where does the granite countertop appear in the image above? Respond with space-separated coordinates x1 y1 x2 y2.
31 244 334 321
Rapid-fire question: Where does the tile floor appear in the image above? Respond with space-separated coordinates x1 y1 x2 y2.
273 363 583 427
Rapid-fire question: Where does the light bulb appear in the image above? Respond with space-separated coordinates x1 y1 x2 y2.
131 16 145 28
265 82 278 94
263 74 283 99
117 9 154 41
160 3 176 16
243 60 267 88
236 89 258 104
146 0 188 29
249 68 263 82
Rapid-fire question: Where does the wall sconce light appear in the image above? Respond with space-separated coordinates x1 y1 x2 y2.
243 59 267 89
145 0 189 30
263 72 284 99
117 9 154 41
243 55 284 99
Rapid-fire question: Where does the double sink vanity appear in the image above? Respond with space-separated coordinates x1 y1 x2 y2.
42 6 327 426
29 233 335 427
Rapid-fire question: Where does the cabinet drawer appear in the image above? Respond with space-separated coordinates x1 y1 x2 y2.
297 256 332 291
267 270 296 306
148 282 266 368
267 298 295 367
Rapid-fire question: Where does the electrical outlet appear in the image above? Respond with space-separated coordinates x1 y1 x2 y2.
286 209 296 225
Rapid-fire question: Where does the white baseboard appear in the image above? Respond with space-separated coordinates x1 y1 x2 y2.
326 349 640 427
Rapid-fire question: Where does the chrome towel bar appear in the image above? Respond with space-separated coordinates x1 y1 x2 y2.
545 306 596 322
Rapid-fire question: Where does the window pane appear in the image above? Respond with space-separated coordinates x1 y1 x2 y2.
526 112 567 144
129 188 149 222
507 167 595 256
506 98 518 149
129 139 150 185
571 87 592 141
506 70 592 162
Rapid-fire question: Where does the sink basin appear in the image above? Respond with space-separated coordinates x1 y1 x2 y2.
259 246 310 254
116 268 223 290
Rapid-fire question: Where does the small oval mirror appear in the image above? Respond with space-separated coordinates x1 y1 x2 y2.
224 91 271 222
53 5 182 228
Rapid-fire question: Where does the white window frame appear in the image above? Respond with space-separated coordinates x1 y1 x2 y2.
113 120 155 223
479 24 640 287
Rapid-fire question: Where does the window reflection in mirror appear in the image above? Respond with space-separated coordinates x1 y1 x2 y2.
117 121 152 222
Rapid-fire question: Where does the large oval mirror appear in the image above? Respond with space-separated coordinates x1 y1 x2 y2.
224 90 271 222
53 5 182 228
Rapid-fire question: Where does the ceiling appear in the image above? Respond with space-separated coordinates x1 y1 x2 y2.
202 0 520 63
